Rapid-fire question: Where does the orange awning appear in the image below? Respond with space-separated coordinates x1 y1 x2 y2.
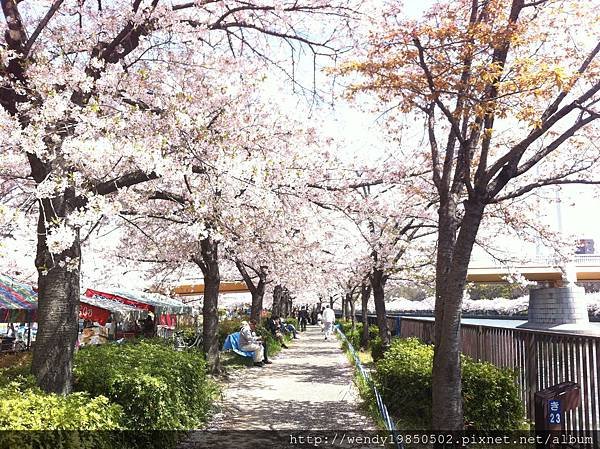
173 281 249 296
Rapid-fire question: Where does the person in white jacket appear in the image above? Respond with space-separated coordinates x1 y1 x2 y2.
239 320 272 366
322 305 336 340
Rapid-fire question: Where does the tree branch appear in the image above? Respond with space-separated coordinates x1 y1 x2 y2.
23 0 64 55
235 258 257 294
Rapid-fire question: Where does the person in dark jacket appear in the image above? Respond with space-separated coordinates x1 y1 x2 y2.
298 307 309 331
267 316 289 348
142 315 155 337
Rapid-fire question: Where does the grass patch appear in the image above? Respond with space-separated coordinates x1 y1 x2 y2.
336 329 387 431
353 369 388 431
220 351 254 369
356 349 374 367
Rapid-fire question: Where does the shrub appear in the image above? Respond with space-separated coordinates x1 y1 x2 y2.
370 335 386 362
177 325 201 346
0 355 32 388
338 320 353 335
0 377 123 449
217 318 244 347
255 325 285 357
374 337 525 430
283 317 299 329
0 379 123 430
338 321 373 344
461 357 526 430
74 339 216 434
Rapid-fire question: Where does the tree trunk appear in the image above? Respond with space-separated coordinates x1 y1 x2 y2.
280 290 288 317
341 294 348 320
272 285 282 317
235 261 267 323
250 291 260 322
432 199 484 430
360 283 371 349
252 268 266 323
194 235 221 375
349 293 356 331
370 267 390 346
31 193 81 394
284 289 292 317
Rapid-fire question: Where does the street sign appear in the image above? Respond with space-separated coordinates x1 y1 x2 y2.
549 399 561 424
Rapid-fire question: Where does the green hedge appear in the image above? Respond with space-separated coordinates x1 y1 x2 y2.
370 336 386 362
0 376 123 449
338 320 379 350
0 377 123 431
256 325 289 357
74 339 216 433
0 339 216 447
283 317 299 329
177 325 201 346
374 338 526 430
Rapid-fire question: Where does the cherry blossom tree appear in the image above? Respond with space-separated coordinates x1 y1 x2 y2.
105 84 348 371
305 152 437 345
0 0 358 392
339 0 600 429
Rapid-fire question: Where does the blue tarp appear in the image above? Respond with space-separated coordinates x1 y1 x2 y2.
222 332 253 358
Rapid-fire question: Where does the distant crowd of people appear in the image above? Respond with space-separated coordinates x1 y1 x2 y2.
293 304 336 339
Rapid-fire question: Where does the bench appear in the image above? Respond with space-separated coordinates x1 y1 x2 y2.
0 337 15 353
222 332 254 358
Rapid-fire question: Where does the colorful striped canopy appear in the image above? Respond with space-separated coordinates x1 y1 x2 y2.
0 274 38 323
85 287 193 315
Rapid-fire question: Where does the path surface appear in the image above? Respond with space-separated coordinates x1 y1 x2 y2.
179 326 376 449
206 325 375 430
181 326 375 448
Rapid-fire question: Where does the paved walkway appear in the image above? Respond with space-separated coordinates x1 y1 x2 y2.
207 325 373 430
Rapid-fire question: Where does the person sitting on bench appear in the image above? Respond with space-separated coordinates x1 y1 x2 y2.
279 318 299 339
239 320 272 367
266 316 289 348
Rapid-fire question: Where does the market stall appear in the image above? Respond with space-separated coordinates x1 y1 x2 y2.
0 274 37 323
0 275 156 348
79 295 148 344
0 274 37 351
84 287 193 337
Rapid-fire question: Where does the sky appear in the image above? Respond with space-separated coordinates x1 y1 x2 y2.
2 0 599 292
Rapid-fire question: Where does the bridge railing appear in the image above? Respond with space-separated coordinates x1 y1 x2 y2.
468 254 600 268
575 254 600 266
392 317 600 432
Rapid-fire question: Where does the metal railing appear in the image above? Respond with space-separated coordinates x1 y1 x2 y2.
395 317 600 432
335 325 402 448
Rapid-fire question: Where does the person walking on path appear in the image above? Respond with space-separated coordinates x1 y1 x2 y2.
322 305 335 340
239 320 272 367
298 306 309 332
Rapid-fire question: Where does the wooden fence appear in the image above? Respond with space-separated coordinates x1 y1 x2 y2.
361 314 600 431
